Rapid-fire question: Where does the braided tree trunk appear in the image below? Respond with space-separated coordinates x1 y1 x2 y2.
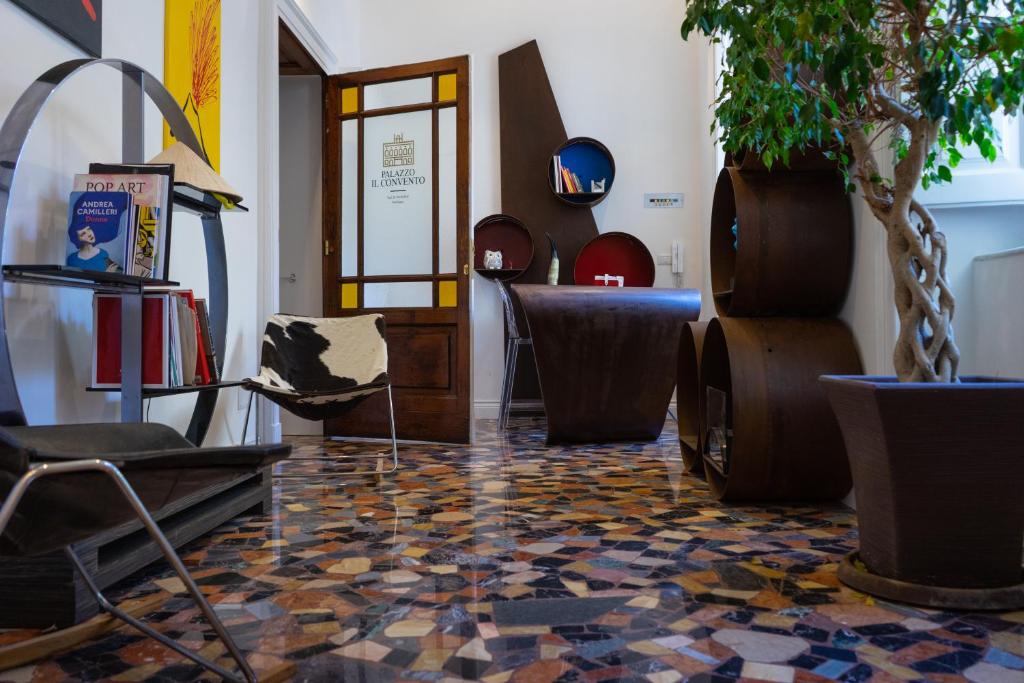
850 121 961 383
884 200 960 381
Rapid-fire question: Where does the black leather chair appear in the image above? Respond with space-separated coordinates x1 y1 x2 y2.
0 422 291 683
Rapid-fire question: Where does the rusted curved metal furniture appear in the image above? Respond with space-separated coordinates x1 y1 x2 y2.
710 166 853 317
0 422 291 681
677 321 709 473
514 285 700 444
700 317 862 501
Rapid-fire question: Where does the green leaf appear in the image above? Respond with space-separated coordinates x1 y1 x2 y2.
938 165 953 182
753 57 771 80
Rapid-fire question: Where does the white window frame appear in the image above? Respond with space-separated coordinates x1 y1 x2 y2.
919 109 1024 208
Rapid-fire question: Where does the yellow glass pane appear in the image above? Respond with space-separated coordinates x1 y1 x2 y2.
438 281 457 307
341 282 358 309
437 74 457 102
341 87 359 114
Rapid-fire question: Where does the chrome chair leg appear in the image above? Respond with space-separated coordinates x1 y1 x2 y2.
241 390 255 445
274 385 399 479
0 460 256 683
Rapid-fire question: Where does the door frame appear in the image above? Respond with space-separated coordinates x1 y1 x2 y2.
254 0 338 444
322 55 473 443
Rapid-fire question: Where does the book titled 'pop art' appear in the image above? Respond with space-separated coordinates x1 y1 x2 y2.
65 191 134 273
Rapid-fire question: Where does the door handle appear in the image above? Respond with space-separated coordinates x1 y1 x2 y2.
463 263 469 275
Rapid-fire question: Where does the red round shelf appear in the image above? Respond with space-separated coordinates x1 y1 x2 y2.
574 232 655 287
473 214 534 281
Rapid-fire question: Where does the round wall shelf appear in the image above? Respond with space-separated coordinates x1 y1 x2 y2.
548 137 615 207
573 232 654 287
473 214 534 281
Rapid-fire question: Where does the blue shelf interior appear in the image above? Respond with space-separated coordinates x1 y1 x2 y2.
556 141 614 201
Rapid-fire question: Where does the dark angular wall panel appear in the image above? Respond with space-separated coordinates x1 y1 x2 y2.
497 40 602 403
498 40 599 285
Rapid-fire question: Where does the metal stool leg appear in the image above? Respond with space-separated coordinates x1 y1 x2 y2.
498 337 516 431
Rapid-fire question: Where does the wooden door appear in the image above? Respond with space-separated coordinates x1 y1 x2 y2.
323 57 470 443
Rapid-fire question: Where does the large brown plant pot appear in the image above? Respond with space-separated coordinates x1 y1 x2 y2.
821 375 1024 610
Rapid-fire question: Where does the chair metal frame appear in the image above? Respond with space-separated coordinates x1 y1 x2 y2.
496 281 534 431
0 459 256 682
241 384 399 478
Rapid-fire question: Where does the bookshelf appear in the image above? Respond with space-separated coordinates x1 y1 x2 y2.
473 214 534 281
548 137 615 207
0 58 268 627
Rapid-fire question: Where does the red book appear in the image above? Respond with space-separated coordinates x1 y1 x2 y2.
92 294 170 388
174 290 211 384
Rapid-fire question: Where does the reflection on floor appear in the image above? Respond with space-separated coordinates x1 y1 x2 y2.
2 418 1023 682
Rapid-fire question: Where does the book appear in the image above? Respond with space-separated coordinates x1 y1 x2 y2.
92 294 171 388
74 175 157 276
561 167 576 193
195 299 220 384
175 291 211 384
66 191 134 273
84 164 175 278
169 296 181 386
175 295 198 386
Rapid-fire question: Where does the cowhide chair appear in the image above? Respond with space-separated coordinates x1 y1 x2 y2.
0 422 291 682
241 313 398 476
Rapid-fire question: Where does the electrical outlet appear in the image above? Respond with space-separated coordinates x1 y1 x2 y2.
644 193 684 209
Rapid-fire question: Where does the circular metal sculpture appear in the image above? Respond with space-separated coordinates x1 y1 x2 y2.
0 59 228 444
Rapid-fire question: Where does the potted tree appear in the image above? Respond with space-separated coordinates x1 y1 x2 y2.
682 0 1024 609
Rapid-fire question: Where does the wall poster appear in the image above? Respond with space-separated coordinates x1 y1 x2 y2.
11 0 102 57
163 0 221 171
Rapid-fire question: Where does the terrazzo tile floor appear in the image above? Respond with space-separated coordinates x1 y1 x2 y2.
2 418 1022 682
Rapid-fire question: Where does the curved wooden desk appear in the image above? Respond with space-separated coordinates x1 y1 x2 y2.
513 285 701 443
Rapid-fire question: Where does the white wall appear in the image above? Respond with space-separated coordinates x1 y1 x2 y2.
293 0 359 70
973 244 1024 379
934 205 1024 375
0 0 262 445
278 75 324 435
352 0 714 414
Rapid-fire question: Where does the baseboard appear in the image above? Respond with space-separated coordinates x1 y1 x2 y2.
474 399 543 420
473 401 677 420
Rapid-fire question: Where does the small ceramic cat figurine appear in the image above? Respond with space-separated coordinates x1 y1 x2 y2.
483 249 503 270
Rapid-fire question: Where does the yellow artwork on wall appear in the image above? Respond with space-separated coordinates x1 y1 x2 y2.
163 0 221 172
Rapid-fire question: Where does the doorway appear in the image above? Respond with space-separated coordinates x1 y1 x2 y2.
277 20 325 436
323 57 472 444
